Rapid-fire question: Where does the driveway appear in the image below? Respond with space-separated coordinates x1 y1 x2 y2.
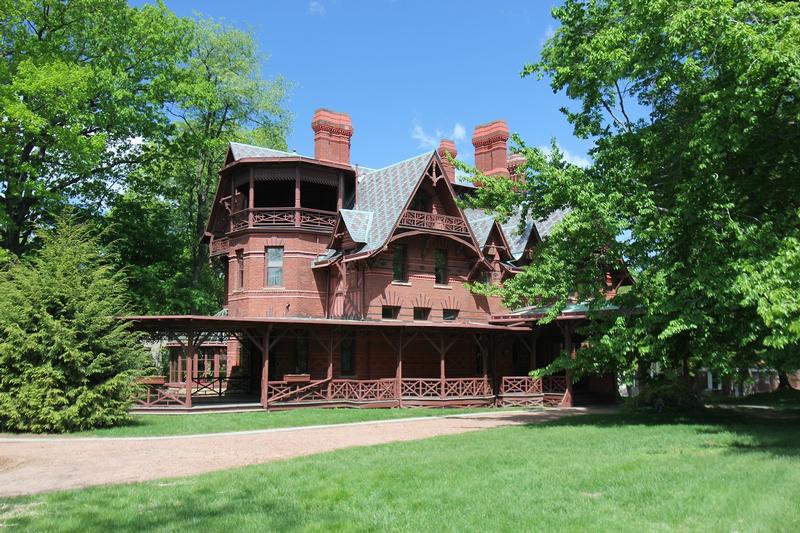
0 408 599 497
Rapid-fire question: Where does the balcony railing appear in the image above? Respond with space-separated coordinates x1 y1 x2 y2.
229 208 337 232
398 210 469 234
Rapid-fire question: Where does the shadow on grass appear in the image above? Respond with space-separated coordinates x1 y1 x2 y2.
530 408 800 458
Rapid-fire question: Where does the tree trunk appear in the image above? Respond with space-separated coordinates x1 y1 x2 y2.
777 370 791 390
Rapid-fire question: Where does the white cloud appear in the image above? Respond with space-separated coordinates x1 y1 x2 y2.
451 123 466 142
411 121 467 150
540 24 556 46
411 122 438 150
309 1 326 16
538 143 591 168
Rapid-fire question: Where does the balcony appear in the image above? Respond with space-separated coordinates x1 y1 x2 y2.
229 207 337 232
398 210 469 235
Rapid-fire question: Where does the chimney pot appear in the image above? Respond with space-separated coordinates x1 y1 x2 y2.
312 108 353 165
437 139 458 183
472 120 510 178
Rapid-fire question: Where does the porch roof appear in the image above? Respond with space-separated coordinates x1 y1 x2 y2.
126 315 528 332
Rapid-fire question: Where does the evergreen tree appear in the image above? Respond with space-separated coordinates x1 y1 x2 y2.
0 215 149 432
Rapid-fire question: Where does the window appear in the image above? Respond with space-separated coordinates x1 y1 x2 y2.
341 334 355 375
382 306 400 319
482 271 493 285
435 249 448 285
392 244 407 282
295 332 308 374
413 307 430 321
236 250 244 290
265 246 284 286
443 308 459 321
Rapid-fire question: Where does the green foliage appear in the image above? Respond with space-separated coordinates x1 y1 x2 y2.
466 0 800 382
0 0 192 254
0 216 149 432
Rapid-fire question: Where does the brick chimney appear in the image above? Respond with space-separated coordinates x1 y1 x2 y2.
437 139 458 183
507 152 526 182
311 109 353 165
472 120 509 177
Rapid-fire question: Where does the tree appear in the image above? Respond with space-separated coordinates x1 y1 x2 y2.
466 0 800 385
0 215 149 432
113 17 290 314
0 0 192 255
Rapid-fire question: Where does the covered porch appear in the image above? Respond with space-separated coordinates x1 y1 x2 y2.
128 316 572 412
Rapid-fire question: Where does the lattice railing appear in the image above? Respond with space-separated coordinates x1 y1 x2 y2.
328 379 397 402
500 376 543 396
399 210 469 234
299 208 337 229
190 376 251 397
227 208 336 231
267 379 329 403
252 208 295 226
444 378 492 398
134 383 188 408
542 375 568 393
210 237 229 257
400 378 441 398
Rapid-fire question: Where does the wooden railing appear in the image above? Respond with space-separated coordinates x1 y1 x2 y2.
399 210 469 234
267 379 330 403
328 379 397 402
133 378 188 408
444 377 492 398
500 376 543 396
190 376 251 397
230 208 336 232
400 378 441 398
210 237 230 257
542 375 568 393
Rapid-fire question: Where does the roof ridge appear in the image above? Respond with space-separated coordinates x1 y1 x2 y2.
229 141 297 156
358 150 434 179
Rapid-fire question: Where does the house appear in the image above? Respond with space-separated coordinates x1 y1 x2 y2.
130 109 625 411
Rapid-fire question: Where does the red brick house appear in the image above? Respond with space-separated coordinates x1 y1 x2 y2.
132 109 624 411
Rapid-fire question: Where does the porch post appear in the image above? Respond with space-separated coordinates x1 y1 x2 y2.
439 334 446 399
184 330 195 408
294 167 301 226
562 322 575 408
213 349 220 379
260 326 272 409
396 329 403 407
248 168 254 226
326 328 334 401
176 351 182 383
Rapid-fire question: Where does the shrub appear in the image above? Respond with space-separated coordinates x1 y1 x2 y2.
627 377 704 411
0 216 149 432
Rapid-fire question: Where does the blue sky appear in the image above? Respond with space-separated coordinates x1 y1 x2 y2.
143 0 589 169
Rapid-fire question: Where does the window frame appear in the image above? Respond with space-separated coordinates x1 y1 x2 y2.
392 244 407 282
265 246 284 287
434 248 448 285
413 307 431 321
235 249 245 290
442 308 459 321
382 306 400 320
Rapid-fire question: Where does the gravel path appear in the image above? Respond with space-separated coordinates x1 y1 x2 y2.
0 409 592 497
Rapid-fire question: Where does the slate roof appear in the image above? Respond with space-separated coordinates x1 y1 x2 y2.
500 208 570 260
353 151 436 254
339 209 373 243
463 208 496 248
229 142 305 161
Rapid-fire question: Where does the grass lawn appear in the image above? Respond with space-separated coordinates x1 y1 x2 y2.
3 409 800 532
1 407 505 439
708 387 800 411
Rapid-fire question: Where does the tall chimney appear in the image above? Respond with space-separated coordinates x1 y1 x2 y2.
311 108 353 165
437 139 458 183
472 120 509 177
